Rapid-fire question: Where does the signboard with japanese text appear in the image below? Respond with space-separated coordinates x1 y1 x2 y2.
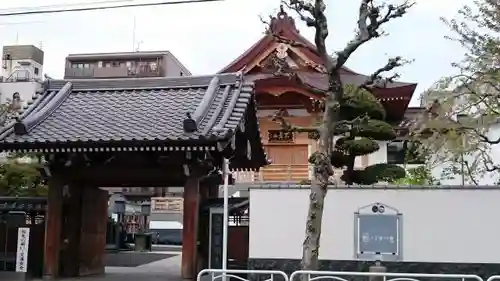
16 227 30 272
268 130 294 143
354 203 402 261
358 214 398 254
151 197 183 213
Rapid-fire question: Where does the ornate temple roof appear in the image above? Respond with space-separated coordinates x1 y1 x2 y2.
219 9 418 121
0 73 267 170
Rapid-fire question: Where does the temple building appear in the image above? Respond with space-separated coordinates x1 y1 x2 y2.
222 10 423 183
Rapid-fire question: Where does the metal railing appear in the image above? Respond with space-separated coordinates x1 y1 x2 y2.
197 270 486 281
64 65 163 79
487 276 500 281
290 271 484 281
197 269 288 281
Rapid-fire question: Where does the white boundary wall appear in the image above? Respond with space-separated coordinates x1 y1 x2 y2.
249 187 500 263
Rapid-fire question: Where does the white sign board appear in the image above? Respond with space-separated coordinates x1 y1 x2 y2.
151 197 183 213
15 227 30 273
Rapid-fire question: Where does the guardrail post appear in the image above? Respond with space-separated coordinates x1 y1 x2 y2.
369 261 386 281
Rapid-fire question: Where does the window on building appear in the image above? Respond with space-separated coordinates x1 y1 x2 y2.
386 140 425 165
34 67 39 75
71 63 91 69
180 72 183 76
149 62 158 71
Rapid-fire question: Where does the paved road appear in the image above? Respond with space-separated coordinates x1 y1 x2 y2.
33 254 184 281
125 243 182 252
106 252 177 267
152 244 182 252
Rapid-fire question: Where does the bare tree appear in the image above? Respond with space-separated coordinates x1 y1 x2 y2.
409 0 500 184
269 0 414 271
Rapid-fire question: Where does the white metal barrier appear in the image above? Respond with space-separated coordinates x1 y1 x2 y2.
290 271 484 281
487 276 500 281
197 269 288 281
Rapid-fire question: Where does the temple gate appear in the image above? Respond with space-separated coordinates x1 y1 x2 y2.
0 73 266 279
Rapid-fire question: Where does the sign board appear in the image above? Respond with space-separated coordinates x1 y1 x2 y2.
209 211 224 269
151 197 183 213
354 203 402 261
268 130 294 143
15 227 30 272
358 214 398 254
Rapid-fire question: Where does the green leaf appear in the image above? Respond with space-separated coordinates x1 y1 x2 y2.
340 84 386 121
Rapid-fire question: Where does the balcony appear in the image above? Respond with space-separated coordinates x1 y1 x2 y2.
64 66 163 79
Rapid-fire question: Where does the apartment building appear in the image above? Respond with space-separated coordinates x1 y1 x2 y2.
64 50 191 79
0 45 45 106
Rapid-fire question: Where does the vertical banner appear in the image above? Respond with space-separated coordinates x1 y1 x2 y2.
15 227 30 273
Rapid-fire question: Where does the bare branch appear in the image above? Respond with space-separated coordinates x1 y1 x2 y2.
335 0 415 70
359 56 407 89
282 2 316 26
272 108 319 133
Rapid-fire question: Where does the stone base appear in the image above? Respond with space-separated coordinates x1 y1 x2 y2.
247 258 500 281
0 271 27 281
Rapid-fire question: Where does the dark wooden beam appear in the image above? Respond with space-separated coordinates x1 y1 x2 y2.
52 165 187 187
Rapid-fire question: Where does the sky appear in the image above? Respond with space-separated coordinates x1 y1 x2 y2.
0 0 472 106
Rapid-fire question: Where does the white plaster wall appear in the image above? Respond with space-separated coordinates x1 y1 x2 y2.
249 188 500 263
0 81 43 106
367 141 388 165
3 59 43 81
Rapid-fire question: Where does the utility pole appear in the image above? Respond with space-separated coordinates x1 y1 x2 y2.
132 15 137 51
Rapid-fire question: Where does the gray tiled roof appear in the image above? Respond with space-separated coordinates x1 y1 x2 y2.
1 73 256 146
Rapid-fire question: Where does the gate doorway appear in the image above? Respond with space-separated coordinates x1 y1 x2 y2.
203 198 249 271
0 197 46 278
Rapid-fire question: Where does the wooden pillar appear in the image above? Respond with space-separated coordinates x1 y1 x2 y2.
182 176 200 280
79 186 108 276
43 177 64 279
59 184 83 278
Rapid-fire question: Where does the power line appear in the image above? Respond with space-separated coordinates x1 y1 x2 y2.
0 0 137 13
0 0 223 17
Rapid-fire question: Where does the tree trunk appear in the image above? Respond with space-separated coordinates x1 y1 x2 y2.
301 173 329 270
301 136 330 271
301 72 343 271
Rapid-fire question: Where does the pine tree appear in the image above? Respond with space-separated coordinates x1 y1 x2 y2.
334 84 405 185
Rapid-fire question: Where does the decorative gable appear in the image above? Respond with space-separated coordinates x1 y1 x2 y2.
249 43 326 75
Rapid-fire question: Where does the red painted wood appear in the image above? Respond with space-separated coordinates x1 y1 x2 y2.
228 226 249 264
43 179 63 278
181 177 200 279
79 187 107 276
